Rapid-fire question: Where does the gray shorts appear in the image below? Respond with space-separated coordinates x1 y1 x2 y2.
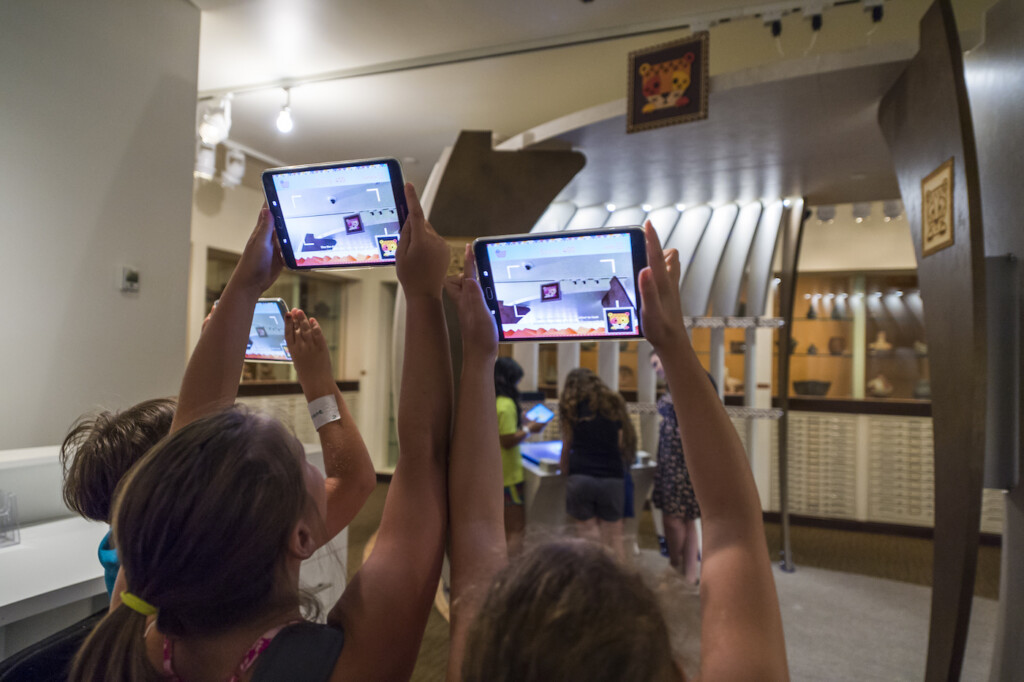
566 474 625 522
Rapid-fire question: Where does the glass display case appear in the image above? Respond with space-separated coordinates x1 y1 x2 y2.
206 249 346 384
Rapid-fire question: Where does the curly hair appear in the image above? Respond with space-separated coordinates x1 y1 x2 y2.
558 369 636 465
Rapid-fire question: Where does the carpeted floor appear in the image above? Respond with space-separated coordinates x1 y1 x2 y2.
344 483 1002 681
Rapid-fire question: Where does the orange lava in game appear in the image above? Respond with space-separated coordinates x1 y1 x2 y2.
504 327 610 339
296 254 382 266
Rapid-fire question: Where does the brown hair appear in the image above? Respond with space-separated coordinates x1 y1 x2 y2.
69 407 316 682
60 398 176 523
558 368 637 465
462 540 679 681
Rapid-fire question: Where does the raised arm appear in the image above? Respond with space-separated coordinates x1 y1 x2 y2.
171 206 283 433
638 220 788 681
443 247 506 680
330 184 453 681
285 309 375 544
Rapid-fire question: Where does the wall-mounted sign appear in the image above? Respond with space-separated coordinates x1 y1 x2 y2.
627 32 709 134
921 158 955 257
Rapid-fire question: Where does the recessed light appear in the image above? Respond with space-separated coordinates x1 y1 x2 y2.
605 203 616 212
641 204 652 212
675 203 686 212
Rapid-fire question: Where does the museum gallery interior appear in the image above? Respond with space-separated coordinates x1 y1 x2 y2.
1 0 1022 680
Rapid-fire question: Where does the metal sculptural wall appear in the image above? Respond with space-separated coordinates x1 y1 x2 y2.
965 0 1024 678
878 1 988 679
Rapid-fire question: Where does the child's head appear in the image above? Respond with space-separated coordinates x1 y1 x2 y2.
462 540 681 682
494 357 524 398
60 398 176 523
70 406 323 681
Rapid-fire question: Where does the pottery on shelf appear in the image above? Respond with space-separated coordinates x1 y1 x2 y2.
866 373 894 398
868 331 893 355
793 380 831 396
913 379 931 399
828 336 846 355
913 340 928 357
831 305 845 321
806 303 817 319
807 343 819 355
730 340 746 354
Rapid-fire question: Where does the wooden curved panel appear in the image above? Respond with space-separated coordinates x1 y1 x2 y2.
530 201 576 233
664 205 712 285
709 202 763 317
429 130 585 237
965 0 1024 678
646 206 681 246
878 1 987 679
746 201 785 317
680 204 739 316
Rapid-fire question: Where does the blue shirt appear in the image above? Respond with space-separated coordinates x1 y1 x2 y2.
98 529 119 597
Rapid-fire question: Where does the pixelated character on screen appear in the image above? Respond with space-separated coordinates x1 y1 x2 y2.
344 213 364 235
376 234 399 260
604 308 635 334
540 282 561 302
639 52 695 114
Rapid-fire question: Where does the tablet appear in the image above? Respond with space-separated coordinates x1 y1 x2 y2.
262 158 407 270
473 227 647 341
525 403 555 424
245 298 291 363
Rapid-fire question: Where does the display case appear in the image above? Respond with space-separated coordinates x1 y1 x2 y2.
206 249 346 384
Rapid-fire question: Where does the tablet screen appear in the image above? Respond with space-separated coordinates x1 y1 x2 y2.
268 162 402 268
525 403 555 424
480 231 641 340
246 300 291 362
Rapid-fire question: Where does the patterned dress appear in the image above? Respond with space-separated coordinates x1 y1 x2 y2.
652 392 701 520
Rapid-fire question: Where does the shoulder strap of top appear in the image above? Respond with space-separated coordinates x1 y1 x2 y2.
250 622 345 682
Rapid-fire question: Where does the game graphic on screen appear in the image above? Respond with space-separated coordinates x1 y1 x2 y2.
482 232 641 340
270 163 401 267
246 301 291 362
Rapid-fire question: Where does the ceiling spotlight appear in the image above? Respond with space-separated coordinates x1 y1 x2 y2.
882 199 903 222
194 141 216 180
895 290 903 297
825 293 835 299
773 277 782 286
197 95 232 147
838 293 848 299
782 199 792 208
863 0 884 22
873 291 883 298
852 202 872 223
276 88 294 133
221 147 246 188
641 204 653 212
605 203 617 212
815 205 836 223
675 203 687 212
803 293 811 299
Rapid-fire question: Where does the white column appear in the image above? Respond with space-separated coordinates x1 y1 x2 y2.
636 340 658 455
556 343 581 394
709 327 726 400
513 343 540 392
597 342 620 391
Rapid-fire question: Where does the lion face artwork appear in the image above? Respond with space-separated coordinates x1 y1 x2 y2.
638 52 695 114
604 309 634 333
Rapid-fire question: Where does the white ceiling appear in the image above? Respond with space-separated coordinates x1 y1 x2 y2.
194 0 913 203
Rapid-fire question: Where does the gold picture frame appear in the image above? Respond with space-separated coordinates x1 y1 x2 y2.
627 32 709 134
921 158 955 257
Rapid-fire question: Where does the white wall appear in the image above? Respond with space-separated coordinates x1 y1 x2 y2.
798 202 917 272
0 0 200 450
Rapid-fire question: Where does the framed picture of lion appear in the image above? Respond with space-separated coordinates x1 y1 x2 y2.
627 32 709 134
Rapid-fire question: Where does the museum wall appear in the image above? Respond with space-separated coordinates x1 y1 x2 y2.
797 203 917 273
0 0 200 450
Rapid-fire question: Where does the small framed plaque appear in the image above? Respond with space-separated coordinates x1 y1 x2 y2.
921 158 955 257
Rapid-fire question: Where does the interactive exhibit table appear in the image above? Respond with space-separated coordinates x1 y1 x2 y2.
519 441 655 541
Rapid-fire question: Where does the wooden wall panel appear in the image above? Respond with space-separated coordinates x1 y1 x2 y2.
429 130 585 238
965 0 1024 678
877 1 988 679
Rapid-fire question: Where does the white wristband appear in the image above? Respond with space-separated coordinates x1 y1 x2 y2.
308 394 342 431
